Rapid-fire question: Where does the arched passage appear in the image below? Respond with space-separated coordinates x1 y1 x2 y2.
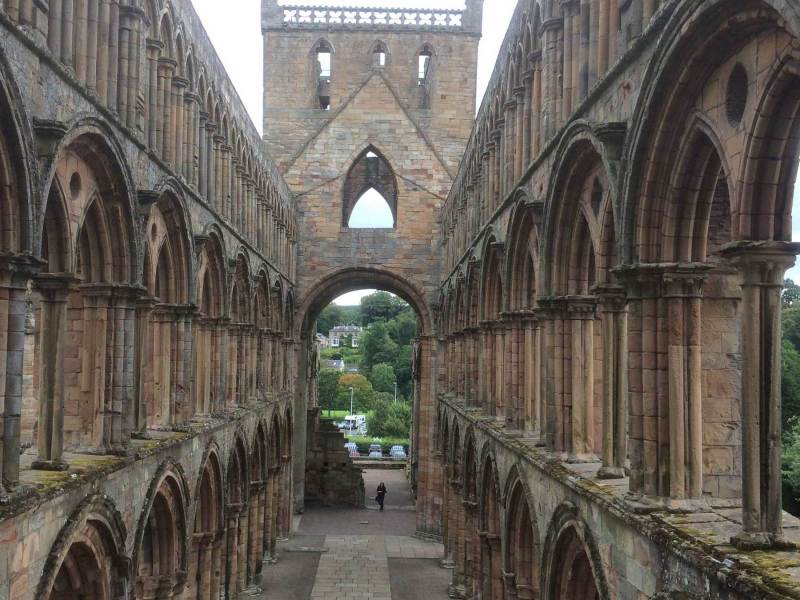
33 126 138 468
293 266 439 532
39 496 128 600
187 447 224 599
478 452 503 600
134 467 189 600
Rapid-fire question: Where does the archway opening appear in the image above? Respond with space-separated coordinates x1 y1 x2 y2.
295 268 434 519
347 187 394 228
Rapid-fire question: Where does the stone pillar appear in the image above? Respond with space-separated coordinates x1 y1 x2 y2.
145 39 161 149
133 297 156 436
0 257 40 495
595 285 628 479
662 268 707 500
565 297 597 461
723 242 800 549
32 274 76 471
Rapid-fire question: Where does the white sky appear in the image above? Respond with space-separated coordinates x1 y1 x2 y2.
189 0 800 293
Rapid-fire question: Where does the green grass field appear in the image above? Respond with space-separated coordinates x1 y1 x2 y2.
319 409 350 420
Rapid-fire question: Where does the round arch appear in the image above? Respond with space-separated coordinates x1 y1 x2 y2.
296 267 433 338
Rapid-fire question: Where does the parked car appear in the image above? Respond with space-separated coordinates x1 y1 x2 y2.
344 442 359 457
389 445 407 459
368 444 383 458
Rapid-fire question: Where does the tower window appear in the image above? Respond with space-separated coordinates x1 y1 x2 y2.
417 48 433 85
372 42 387 68
314 41 333 110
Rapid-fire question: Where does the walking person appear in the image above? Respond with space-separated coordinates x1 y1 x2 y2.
376 482 387 511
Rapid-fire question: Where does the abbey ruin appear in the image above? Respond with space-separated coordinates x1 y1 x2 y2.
2 0 800 598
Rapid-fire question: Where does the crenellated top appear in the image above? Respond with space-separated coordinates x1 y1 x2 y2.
262 0 483 34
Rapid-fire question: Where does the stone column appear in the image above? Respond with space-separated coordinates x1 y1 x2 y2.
0 257 40 495
595 285 628 479
145 39 162 149
32 274 76 471
133 297 156 436
723 242 800 549
662 267 707 500
565 297 597 461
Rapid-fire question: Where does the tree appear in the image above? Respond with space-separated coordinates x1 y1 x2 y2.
369 363 396 394
784 306 800 352
361 321 398 370
367 394 392 437
317 304 346 335
336 373 375 412
783 418 800 498
784 340 800 428
318 368 340 415
392 309 417 346
784 279 800 308
361 291 405 325
393 345 413 399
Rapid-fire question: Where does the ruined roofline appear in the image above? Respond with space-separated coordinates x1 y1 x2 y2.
263 0 483 33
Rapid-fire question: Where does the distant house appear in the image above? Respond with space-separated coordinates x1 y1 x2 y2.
315 333 329 348
328 324 362 348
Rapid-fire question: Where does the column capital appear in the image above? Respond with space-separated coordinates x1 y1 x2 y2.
34 273 80 298
592 283 627 310
0 252 45 285
719 240 800 286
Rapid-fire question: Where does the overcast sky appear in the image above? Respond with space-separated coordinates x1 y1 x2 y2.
189 0 800 301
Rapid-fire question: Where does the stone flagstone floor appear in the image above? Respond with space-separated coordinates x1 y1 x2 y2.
259 469 449 600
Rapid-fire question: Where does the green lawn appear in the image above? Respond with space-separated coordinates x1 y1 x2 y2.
320 409 350 420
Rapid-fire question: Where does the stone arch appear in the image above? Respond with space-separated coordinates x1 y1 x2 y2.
503 467 542 599
478 448 504 599
738 54 800 240
223 432 250 598
0 45 34 255
542 503 608 600
505 196 540 311
193 227 227 416
186 443 224 599
341 145 398 227
140 186 194 429
133 463 190 600
297 266 433 338
38 495 128 600
34 120 139 457
622 0 800 261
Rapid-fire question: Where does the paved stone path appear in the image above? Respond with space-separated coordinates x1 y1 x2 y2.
260 469 449 600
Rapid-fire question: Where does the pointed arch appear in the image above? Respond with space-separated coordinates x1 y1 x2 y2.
38 495 128 600
133 464 190 599
342 146 398 227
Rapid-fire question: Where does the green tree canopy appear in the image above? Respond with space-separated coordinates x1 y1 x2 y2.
360 291 406 325
369 363 396 394
784 278 800 308
318 368 340 413
336 373 375 412
361 321 398 370
783 339 800 427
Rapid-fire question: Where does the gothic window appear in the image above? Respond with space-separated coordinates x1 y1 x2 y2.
372 42 387 69
313 40 333 110
342 147 398 228
417 45 434 108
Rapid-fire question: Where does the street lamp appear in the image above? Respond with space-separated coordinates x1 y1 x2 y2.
349 386 354 421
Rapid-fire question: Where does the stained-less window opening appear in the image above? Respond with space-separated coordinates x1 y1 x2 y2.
348 188 394 228
314 41 333 110
418 52 431 84
372 43 387 68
